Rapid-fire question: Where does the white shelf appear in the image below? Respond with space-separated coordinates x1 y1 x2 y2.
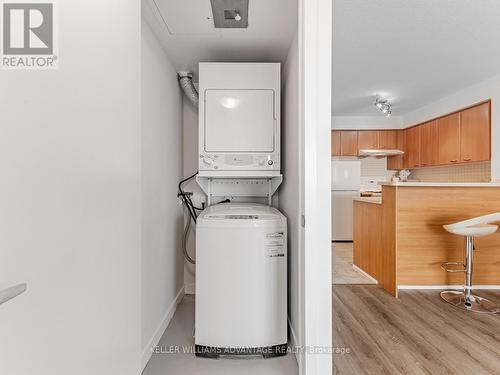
196 174 283 206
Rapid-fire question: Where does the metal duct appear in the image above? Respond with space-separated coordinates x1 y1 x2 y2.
178 72 198 107
210 0 249 28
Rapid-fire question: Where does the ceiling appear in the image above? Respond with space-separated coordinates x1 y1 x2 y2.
333 0 500 116
143 0 298 81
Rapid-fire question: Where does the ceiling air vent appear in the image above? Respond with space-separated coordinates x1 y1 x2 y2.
210 0 249 28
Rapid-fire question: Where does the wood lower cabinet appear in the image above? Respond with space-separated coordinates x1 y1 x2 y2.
331 130 341 156
438 112 461 165
460 102 490 163
420 120 439 167
358 131 379 150
379 130 398 149
353 201 382 279
403 126 421 168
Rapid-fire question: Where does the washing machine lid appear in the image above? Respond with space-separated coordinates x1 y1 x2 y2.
200 203 283 220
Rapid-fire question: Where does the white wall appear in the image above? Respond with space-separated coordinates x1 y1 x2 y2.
404 74 500 180
141 18 184 368
279 31 302 364
332 115 405 129
0 1 141 374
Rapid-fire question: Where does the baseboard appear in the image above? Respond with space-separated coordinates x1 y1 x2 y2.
352 264 378 284
288 317 301 367
398 285 500 290
141 287 184 372
184 282 195 295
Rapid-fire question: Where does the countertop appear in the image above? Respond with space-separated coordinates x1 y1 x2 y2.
379 181 500 187
353 196 382 204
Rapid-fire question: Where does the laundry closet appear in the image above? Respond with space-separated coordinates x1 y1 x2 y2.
141 0 301 371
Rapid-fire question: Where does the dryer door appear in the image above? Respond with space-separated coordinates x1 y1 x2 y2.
204 89 275 153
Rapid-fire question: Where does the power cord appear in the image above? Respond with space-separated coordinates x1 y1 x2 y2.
177 172 231 265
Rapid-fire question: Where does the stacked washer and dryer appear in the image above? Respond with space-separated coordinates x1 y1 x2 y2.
194 63 287 358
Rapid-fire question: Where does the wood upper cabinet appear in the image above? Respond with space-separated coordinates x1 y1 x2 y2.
403 126 421 168
460 102 490 163
438 112 461 165
379 130 398 149
340 130 358 156
331 130 341 156
387 131 405 170
420 120 439 167
358 131 379 150
333 102 490 167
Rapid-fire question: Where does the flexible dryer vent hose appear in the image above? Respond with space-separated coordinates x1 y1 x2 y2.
178 72 199 107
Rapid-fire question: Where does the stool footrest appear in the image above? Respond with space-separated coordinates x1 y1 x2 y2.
441 262 466 273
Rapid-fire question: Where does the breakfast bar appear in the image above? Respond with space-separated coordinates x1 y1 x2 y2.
353 182 500 297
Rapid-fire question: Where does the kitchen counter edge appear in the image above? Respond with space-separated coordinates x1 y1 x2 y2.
379 182 500 187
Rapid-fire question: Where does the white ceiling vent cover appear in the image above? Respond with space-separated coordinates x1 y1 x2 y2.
210 0 249 28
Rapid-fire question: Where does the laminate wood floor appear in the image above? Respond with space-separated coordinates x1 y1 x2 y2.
332 285 500 375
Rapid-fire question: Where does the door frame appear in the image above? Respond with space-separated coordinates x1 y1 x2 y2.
298 0 332 374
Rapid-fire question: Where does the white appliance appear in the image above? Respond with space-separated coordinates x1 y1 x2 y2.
195 203 287 358
331 160 361 241
198 63 281 176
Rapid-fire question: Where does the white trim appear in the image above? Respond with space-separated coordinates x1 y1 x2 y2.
141 287 185 371
352 265 378 284
288 317 301 367
300 0 332 374
398 285 500 290
184 282 195 295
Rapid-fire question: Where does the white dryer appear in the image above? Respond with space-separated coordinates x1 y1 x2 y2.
198 63 281 176
195 203 287 358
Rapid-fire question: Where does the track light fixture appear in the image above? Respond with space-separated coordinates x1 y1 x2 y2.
374 96 392 117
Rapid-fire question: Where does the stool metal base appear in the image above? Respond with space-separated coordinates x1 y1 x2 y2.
440 290 499 314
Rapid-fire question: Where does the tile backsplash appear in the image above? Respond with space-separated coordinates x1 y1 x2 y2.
409 161 491 182
360 157 392 190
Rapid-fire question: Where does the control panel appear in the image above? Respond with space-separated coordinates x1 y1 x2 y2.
199 153 280 171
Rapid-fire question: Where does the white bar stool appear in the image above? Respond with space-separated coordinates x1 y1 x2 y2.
441 213 500 314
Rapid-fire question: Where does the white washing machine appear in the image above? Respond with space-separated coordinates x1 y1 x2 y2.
195 203 287 358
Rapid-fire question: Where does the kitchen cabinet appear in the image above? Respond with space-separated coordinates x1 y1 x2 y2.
379 130 398 149
331 130 358 156
333 102 490 167
358 131 379 150
438 112 460 165
339 130 358 156
420 120 439 167
460 102 490 163
331 130 341 156
387 131 405 170
403 126 421 168
353 200 382 278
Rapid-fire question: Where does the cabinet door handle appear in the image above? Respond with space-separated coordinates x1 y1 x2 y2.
463 158 471 161
450 159 458 163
